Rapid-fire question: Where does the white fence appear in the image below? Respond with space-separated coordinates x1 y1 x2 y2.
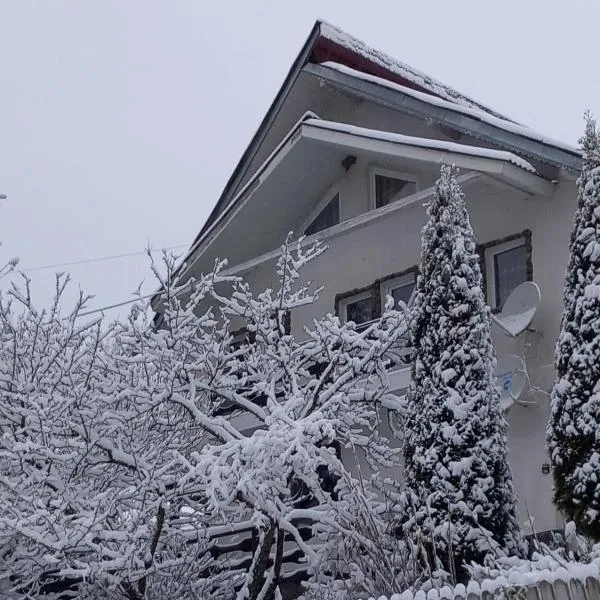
367 554 600 600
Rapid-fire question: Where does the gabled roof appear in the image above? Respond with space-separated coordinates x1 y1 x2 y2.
193 20 580 253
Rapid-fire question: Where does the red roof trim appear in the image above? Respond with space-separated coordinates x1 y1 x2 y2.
310 36 435 99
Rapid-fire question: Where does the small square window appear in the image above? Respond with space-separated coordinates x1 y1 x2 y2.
339 291 375 326
484 235 530 310
380 273 416 312
304 193 340 236
373 172 417 209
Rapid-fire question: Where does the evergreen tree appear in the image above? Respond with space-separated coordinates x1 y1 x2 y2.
548 115 600 539
403 165 524 577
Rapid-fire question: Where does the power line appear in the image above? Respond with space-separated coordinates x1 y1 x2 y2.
21 245 189 273
77 293 154 318
6 244 190 319
77 279 199 319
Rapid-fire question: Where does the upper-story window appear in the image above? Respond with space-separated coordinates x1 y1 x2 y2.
304 192 340 236
370 168 418 209
380 272 416 311
483 232 532 310
338 290 375 326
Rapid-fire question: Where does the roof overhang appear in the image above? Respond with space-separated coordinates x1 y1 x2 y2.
302 119 554 196
195 21 578 244
175 117 554 286
304 62 582 173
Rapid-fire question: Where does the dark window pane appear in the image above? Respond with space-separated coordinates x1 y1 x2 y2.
391 282 415 307
305 194 340 236
345 296 374 325
375 175 417 208
494 244 528 308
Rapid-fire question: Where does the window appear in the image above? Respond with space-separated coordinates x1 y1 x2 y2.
304 193 340 236
494 245 528 307
336 268 418 328
483 233 531 310
380 273 416 311
371 168 418 209
338 291 375 326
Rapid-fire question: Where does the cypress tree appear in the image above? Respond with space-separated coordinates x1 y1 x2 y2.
403 165 524 576
548 115 600 539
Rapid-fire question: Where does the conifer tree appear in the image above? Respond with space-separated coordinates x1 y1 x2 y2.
548 115 600 539
403 165 524 577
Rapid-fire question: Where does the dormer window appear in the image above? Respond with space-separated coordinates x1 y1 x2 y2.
304 193 340 236
371 168 418 209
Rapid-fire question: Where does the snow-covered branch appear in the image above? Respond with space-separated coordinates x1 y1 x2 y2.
0 239 410 599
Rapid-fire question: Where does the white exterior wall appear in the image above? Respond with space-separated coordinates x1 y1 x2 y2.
232 170 577 533
188 76 578 534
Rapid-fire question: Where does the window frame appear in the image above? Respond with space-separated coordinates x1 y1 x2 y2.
335 266 418 328
369 166 419 211
301 184 341 237
380 271 416 312
337 289 376 326
481 230 533 311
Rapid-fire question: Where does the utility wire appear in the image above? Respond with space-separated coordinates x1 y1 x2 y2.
7 244 189 319
77 293 154 318
21 245 189 273
77 278 200 319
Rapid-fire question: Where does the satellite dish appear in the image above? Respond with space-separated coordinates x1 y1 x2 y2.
495 354 528 411
491 281 540 337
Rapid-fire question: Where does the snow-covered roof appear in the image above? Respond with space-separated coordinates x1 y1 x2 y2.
303 118 538 173
183 19 579 276
320 61 579 156
319 21 514 121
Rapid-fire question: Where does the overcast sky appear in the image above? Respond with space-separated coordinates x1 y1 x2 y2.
1 0 599 317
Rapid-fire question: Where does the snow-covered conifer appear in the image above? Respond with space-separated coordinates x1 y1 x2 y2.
548 115 600 539
403 165 524 578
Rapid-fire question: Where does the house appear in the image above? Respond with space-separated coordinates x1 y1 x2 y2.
167 20 582 536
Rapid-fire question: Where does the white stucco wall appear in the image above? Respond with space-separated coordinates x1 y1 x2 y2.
229 170 577 534
186 74 579 534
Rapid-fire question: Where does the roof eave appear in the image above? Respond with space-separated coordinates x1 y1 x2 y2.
302 120 555 197
304 62 582 173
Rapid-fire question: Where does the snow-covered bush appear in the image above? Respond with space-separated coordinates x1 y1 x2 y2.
548 115 600 539
0 238 412 599
402 165 524 581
